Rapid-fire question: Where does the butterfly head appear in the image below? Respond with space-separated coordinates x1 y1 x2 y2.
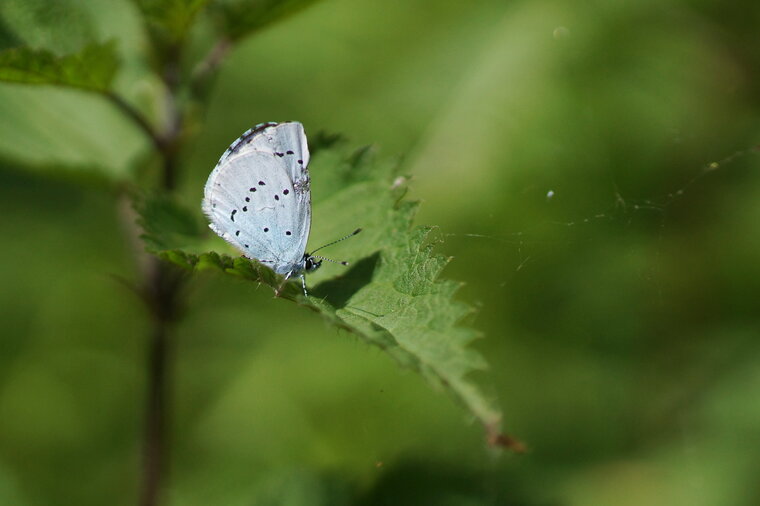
303 254 323 273
302 228 362 274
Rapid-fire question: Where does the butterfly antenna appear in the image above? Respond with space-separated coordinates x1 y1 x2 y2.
310 228 362 254
312 255 349 266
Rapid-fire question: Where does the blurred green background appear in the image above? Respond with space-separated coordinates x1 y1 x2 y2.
1 0 759 505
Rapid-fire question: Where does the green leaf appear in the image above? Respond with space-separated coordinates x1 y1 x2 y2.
248 468 352 506
132 0 210 54
0 0 97 53
0 41 119 92
0 17 21 51
209 0 323 41
140 141 520 449
0 153 118 189
136 193 204 251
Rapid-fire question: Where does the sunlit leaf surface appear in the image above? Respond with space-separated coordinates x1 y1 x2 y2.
140 142 508 444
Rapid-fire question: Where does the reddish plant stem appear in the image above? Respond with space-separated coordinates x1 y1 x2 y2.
111 35 230 506
139 256 181 506
139 294 170 506
138 71 184 506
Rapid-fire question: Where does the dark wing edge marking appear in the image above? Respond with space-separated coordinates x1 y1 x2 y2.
216 121 279 166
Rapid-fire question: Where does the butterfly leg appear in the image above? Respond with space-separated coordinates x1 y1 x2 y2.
300 274 308 296
275 271 293 297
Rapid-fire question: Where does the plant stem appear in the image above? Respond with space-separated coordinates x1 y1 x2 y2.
140 277 170 506
139 256 181 506
121 35 230 506
104 91 164 151
190 37 231 101
138 76 184 506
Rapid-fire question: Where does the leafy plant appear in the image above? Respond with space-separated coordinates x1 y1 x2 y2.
0 1 520 504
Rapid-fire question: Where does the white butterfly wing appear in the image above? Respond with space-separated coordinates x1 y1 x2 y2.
217 122 310 183
203 123 311 275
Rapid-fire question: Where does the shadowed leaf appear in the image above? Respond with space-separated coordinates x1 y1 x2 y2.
136 193 204 251
132 0 210 59
0 41 119 92
0 17 21 51
0 153 119 189
209 0 323 41
0 0 97 52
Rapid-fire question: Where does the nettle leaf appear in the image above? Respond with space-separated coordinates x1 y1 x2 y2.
209 0 323 42
132 0 209 50
0 17 21 51
0 41 118 92
142 142 520 449
0 0 96 53
0 153 117 189
136 193 204 251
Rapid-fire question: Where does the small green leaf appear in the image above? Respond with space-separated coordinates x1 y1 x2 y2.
136 193 204 251
140 141 518 448
132 0 210 55
0 0 97 53
0 17 21 51
209 0 323 41
0 41 119 92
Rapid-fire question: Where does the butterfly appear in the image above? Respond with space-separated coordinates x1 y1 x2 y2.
202 121 359 295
